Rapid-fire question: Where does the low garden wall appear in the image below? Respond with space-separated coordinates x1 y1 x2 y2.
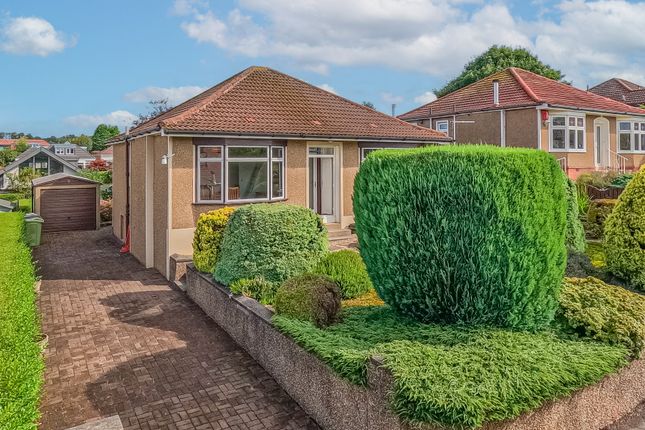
186 265 645 430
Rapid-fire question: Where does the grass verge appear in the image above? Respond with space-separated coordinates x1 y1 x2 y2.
0 213 43 429
273 306 628 429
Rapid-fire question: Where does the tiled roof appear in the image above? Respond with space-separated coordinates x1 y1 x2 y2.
0 146 79 174
589 78 645 107
122 66 450 142
399 68 645 121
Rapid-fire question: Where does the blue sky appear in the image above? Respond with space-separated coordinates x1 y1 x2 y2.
1 0 644 137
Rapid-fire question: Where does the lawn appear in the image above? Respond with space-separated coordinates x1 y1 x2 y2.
0 213 43 429
19 198 32 213
273 306 628 429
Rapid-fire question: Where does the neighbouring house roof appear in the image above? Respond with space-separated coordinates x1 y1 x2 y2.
32 172 99 187
0 139 50 149
0 146 80 175
48 142 94 162
0 198 16 211
112 66 451 143
589 78 645 107
399 68 645 121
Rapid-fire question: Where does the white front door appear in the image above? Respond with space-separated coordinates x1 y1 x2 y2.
308 146 338 223
594 118 610 169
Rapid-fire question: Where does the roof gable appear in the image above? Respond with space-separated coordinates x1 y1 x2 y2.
125 66 450 142
400 68 645 121
1 146 80 173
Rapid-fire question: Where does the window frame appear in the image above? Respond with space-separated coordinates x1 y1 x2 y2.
435 120 449 135
617 119 645 153
549 113 586 152
195 143 286 204
360 147 401 161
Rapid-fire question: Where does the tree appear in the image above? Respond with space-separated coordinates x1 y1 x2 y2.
14 137 29 153
0 150 18 168
362 101 375 109
91 124 120 152
434 45 565 98
70 135 92 148
133 98 172 127
7 169 41 198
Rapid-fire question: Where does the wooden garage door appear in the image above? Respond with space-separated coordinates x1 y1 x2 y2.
40 187 97 232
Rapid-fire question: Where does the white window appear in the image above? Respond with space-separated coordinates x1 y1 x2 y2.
196 144 285 203
55 148 64 155
360 147 401 161
550 114 585 152
435 120 449 135
618 120 645 153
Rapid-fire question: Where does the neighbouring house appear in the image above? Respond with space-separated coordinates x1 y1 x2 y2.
0 138 50 151
93 146 113 164
110 66 450 278
589 78 645 108
0 146 79 190
49 142 95 168
399 67 645 178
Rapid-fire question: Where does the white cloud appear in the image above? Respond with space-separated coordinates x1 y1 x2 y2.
414 91 438 104
0 16 72 56
124 86 206 105
381 92 404 104
64 111 137 130
175 0 645 88
171 0 208 16
316 83 337 94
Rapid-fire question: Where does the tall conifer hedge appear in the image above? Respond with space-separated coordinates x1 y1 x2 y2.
353 145 567 330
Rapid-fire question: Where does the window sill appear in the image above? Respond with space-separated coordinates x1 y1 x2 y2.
549 148 587 153
617 151 645 154
193 197 287 205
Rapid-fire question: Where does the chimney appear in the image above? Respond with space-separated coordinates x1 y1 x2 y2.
493 80 500 106
391 104 396 116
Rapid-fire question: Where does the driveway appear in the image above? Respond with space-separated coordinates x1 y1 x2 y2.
34 228 318 430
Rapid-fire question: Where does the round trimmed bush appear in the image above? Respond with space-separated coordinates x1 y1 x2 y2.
313 250 372 299
214 204 328 285
604 166 645 290
565 178 585 253
274 274 341 327
192 207 236 273
353 145 567 329
229 277 277 305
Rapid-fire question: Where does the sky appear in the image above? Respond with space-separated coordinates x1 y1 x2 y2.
1 0 644 137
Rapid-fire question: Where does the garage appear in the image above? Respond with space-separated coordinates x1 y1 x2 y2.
32 173 100 232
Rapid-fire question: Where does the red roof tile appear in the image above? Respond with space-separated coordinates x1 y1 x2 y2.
0 139 50 148
589 78 645 107
399 68 645 121
125 66 450 142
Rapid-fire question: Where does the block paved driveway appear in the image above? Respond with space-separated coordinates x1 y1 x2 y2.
35 228 318 430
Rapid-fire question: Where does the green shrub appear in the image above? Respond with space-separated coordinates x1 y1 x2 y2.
605 167 645 290
558 277 645 357
313 250 372 299
192 207 235 273
229 277 277 305
576 185 591 217
565 178 586 252
273 306 627 428
274 274 341 327
0 193 21 202
611 173 634 189
565 251 603 279
0 213 43 429
583 199 617 239
576 170 619 189
214 204 328 285
353 145 567 330
78 169 112 184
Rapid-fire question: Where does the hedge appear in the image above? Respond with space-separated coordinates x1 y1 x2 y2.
557 277 645 357
313 250 373 299
565 178 586 252
214 204 328 285
604 166 645 290
0 213 43 429
192 207 235 273
353 145 567 330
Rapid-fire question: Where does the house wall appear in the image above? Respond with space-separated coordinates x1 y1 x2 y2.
153 135 168 276
111 143 127 241
129 137 146 264
505 108 538 148
455 111 502 144
342 141 358 221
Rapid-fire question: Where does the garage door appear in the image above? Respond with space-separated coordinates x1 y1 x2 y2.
40 188 97 232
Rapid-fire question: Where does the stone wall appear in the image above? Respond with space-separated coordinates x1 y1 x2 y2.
185 265 645 430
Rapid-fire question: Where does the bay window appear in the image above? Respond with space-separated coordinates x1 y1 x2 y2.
550 114 585 151
618 120 645 153
196 143 285 203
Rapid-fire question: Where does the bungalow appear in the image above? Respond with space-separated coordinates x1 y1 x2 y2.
0 138 50 151
399 67 645 178
49 142 96 168
0 146 79 190
110 66 450 278
589 78 645 108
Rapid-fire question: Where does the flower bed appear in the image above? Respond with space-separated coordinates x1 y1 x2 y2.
0 213 43 429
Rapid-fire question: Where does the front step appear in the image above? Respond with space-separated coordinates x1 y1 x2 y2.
326 224 355 241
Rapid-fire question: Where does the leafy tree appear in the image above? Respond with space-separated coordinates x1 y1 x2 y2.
133 98 172 127
7 169 41 197
69 135 92 148
362 101 375 109
434 45 565 98
14 137 29 153
0 150 18 168
91 124 120 152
